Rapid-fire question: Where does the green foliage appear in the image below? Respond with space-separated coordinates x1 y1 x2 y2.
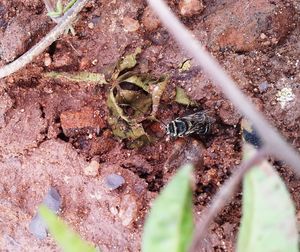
47 0 77 34
237 144 298 252
39 205 97 252
47 0 77 18
47 0 63 18
142 164 194 252
63 0 78 13
151 77 169 117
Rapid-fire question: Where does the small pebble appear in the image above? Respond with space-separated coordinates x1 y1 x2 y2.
88 22 94 29
260 33 267 40
105 174 125 190
7 77 15 84
29 187 62 239
92 59 98 65
271 100 277 106
118 195 137 226
29 214 48 239
179 0 204 17
142 7 160 31
43 187 62 213
123 17 140 32
109 206 119 215
44 53 52 67
84 160 100 177
271 37 278 44
258 81 269 92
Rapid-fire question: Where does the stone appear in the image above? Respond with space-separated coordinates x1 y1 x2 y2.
258 81 269 93
43 187 62 213
84 160 100 177
29 187 62 239
179 0 204 17
142 7 161 31
44 53 52 67
60 107 106 137
123 17 139 32
105 174 125 190
118 194 137 226
29 214 48 240
204 0 295 52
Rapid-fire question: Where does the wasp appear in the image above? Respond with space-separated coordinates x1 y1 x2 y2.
166 111 211 137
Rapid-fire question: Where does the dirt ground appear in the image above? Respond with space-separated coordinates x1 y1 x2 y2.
0 0 299 251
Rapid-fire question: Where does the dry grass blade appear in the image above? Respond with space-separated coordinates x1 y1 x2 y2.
146 0 300 174
0 0 89 79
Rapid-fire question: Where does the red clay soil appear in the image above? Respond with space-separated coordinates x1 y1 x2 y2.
0 0 299 251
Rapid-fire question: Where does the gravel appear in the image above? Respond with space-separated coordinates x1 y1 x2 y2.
28 187 62 239
105 174 125 190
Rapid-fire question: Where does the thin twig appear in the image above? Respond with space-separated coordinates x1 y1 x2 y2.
0 0 89 79
146 0 300 174
189 147 268 252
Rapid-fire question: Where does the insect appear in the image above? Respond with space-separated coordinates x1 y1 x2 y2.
166 111 211 137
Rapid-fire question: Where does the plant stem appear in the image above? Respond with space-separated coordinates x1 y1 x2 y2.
0 0 89 79
64 0 78 13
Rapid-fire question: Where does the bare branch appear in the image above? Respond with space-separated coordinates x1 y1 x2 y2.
0 0 89 79
189 147 268 252
146 0 300 174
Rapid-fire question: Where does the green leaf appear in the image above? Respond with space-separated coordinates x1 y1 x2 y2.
108 116 146 140
44 71 107 85
107 87 130 122
237 144 298 252
142 164 194 252
63 0 78 13
39 206 97 252
47 11 62 18
111 47 141 82
56 0 63 15
121 75 150 92
130 93 152 119
175 87 195 106
118 47 142 73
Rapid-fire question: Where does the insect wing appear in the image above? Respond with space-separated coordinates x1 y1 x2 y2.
182 112 210 136
166 111 211 137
